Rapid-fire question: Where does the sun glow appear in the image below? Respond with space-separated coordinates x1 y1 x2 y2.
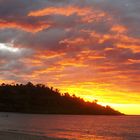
102 103 140 115
57 85 140 115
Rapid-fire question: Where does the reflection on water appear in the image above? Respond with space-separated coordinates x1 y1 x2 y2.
0 113 139 140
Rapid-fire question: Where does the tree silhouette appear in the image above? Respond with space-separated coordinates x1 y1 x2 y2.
0 82 123 115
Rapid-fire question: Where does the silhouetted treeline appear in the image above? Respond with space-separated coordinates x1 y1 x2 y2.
0 82 123 115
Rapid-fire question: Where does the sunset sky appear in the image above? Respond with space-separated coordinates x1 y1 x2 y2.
0 0 140 115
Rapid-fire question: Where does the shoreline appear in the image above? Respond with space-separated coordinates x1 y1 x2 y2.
0 111 124 116
0 131 67 140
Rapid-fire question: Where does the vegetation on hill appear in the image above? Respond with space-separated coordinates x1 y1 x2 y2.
0 82 123 115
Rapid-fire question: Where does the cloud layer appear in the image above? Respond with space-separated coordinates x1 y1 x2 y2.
0 0 140 112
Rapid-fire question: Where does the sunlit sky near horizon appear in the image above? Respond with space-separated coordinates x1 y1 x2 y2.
0 0 140 115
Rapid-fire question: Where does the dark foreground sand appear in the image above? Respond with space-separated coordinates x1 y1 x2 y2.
0 131 67 140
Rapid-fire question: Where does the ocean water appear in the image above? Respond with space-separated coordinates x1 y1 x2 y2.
0 113 139 140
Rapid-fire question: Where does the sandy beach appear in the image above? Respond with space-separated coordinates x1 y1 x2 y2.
0 131 67 140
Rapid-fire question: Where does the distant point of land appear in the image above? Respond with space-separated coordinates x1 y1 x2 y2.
0 82 123 115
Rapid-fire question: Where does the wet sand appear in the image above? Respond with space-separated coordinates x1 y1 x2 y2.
0 131 67 140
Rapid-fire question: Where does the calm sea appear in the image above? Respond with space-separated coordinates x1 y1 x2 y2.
0 113 139 140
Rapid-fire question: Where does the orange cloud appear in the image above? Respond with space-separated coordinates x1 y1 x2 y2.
36 50 66 59
58 59 88 67
81 11 109 23
117 44 140 53
116 34 140 53
111 25 127 33
28 6 92 17
0 20 51 32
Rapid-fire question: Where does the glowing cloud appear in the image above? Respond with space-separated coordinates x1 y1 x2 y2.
28 6 92 17
0 0 140 114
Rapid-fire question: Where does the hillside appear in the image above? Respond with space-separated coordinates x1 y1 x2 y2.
0 82 123 115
